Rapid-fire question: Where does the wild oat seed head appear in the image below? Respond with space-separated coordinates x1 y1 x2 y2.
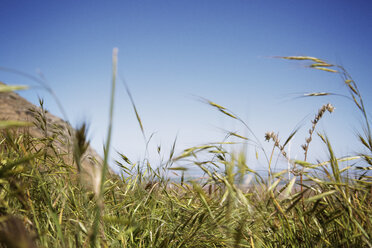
265 132 274 141
325 103 335 113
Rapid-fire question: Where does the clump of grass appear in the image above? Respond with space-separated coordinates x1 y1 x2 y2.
0 55 371 247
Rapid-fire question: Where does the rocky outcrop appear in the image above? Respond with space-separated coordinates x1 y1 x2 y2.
0 82 106 179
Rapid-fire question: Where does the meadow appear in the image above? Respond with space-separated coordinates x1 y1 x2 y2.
0 54 371 247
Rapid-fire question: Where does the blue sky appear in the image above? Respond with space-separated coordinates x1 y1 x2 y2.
1 0 372 174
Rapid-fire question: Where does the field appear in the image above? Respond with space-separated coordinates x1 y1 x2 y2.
0 55 371 247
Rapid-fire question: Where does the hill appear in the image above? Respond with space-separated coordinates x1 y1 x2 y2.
0 82 105 179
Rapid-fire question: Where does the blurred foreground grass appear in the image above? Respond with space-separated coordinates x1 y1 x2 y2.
0 55 371 247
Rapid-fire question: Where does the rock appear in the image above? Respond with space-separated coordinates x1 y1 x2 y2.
0 82 110 181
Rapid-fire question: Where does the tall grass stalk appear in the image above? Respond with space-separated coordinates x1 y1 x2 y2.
90 47 118 247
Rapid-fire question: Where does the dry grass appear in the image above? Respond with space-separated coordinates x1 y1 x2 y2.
0 54 371 247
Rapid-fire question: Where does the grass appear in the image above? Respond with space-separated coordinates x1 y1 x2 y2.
0 53 371 247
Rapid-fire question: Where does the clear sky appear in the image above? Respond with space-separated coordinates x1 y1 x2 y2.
1 0 372 174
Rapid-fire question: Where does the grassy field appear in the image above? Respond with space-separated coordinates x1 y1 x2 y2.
0 55 371 247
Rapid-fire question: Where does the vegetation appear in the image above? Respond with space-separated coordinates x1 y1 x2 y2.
0 54 371 247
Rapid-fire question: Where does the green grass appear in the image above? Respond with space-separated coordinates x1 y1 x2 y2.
0 54 371 247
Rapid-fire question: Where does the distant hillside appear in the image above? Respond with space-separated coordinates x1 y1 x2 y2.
0 82 106 178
